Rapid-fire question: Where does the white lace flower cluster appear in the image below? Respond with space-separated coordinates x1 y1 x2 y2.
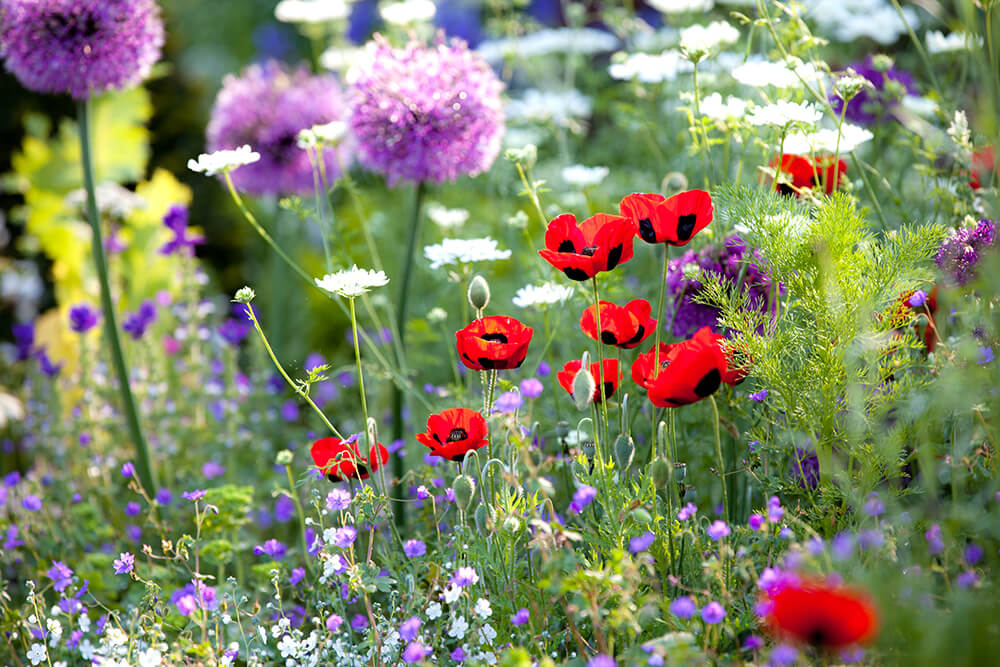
513 282 575 308
187 145 260 176
424 238 512 270
315 265 389 298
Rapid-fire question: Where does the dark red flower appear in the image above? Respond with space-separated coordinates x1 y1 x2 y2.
891 285 939 352
619 189 713 246
580 299 656 349
772 154 847 196
310 436 389 482
415 408 488 462
456 316 533 371
631 326 728 407
763 578 879 649
538 213 637 281
969 146 996 189
557 358 621 404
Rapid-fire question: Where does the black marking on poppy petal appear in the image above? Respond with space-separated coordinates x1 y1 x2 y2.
808 627 829 647
563 267 590 281
599 382 615 401
676 214 698 242
606 244 624 270
664 398 683 406
693 368 721 397
777 183 795 197
478 357 495 369
557 239 576 253
449 452 468 462
481 332 509 344
638 218 657 243
433 433 443 445
462 353 476 366
354 463 369 477
579 245 598 256
660 359 672 370
601 331 618 345
446 428 469 442
327 473 344 483
624 325 645 347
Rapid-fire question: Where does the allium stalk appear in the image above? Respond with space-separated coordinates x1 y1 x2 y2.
77 99 157 493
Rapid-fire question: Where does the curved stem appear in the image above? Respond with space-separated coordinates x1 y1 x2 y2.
77 99 157 493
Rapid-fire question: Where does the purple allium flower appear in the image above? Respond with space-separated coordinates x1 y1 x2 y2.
770 644 799 666
349 35 504 186
520 377 544 398
863 491 885 517
201 461 226 480
120 462 135 478
669 596 697 619
831 57 917 125
326 613 343 632
350 614 369 632
122 300 156 340
47 561 73 591
748 514 765 531
451 565 479 587
159 204 203 256
492 391 523 413
0 0 164 99
701 601 726 624
124 501 141 517
206 60 350 196
331 525 357 549
326 488 352 511
706 520 730 541
511 607 530 627
402 641 429 663
399 616 421 642
749 389 768 402
569 484 597 513
936 218 997 286
22 494 42 511
182 489 206 501
113 552 134 575
908 289 928 307
68 303 100 333
403 539 427 558
629 531 656 554
677 502 697 521
586 656 616 667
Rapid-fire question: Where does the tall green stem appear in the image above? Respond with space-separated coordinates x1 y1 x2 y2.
709 395 728 523
650 244 670 454
590 278 612 486
691 62 713 187
77 99 156 493
349 298 374 467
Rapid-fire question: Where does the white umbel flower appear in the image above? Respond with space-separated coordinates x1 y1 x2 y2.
648 0 714 12
380 0 435 24
65 182 146 219
608 50 691 83
700 92 748 120
679 21 739 60
925 30 982 54
297 121 348 149
746 101 822 128
315 266 389 298
426 203 470 230
512 282 574 308
782 123 873 154
275 0 350 23
187 146 260 176
732 60 798 88
423 238 511 270
561 165 609 187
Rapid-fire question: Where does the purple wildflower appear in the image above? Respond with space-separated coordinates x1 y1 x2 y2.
12 322 34 360
159 204 203 255
791 447 820 489
47 561 73 591
587 656 615 667
120 462 135 478
4 525 24 549
206 60 350 196
289 567 305 586
569 484 597 513
677 502 697 521
863 492 885 517
936 218 997 286
253 538 287 560
450 647 466 662
707 520 730 541
68 303 100 333
511 607 530 627
182 489 206 501
451 565 479 587
520 377 544 398
980 346 995 365
767 496 785 523
326 613 343 632
331 525 357 549
22 494 42 511
831 57 917 125
748 514 765 531
349 35 504 186
402 641 429 663
4 471 20 487
701 601 726 624
629 531 656 554
399 616 421 642
669 596 696 619
38 350 62 376
908 289 928 307
924 524 944 555
965 542 984 565
832 532 855 559
155 488 173 505
274 494 296 522
218 318 250 346
858 529 884 550
403 539 427 558
201 461 226 479
113 552 134 574
0 0 164 99
350 614 369 632
957 570 979 588
770 644 799 666
122 300 157 340
492 391 523 414
326 488 352 511
124 501 141 516
749 388 768 402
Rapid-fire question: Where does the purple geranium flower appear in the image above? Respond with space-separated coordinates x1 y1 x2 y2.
569 484 597 514
701 601 726 624
47 561 73 591
670 596 697 619
399 616 421 642
511 607 530 627
68 303 100 333
403 539 426 558
629 531 655 554
159 204 204 255
113 552 134 575
253 539 287 560
520 377 544 398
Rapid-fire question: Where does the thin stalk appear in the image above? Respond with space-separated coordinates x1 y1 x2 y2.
709 395 728 523
348 297 373 456
650 244 670 453
691 62 713 186
590 278 611 453
285 465 311 570
77 99 156 493
485 369 499 505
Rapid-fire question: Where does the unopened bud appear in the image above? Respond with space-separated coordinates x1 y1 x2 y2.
572 367 596 411
581 441 596 461
674 462 687 481
651 457 672 489
502 516 522 534
474 503 491 533
275 449 294 466
233 286 256 303
452 475 476 512
661 172 688 197
613 435 635 471
468 275 491 311
555 421 570 439
631 508 653 525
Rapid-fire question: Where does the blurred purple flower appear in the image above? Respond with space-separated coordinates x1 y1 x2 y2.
937 218 997 286
68 303 100 333
670 596 696 619
159 204 203 255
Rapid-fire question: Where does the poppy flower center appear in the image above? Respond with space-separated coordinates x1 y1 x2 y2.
480 332 508 344
579 245 598 257
446 428 469 442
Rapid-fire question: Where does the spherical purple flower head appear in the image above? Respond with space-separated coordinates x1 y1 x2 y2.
0 0 163 99
701 601 726 624
206 60 350 196
830 57 918 126
936 218 997 286
669 596 697 619
349 34 505 186
665 235 780 339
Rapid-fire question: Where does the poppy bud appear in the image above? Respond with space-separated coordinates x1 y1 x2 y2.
502 516 522 534
631 508 653 525
683 486 697 503
452 475 476 512
572 367 596 411
468 275 491 311
613 435 635 471
555 421 570 439
661 171 688 197
474 503 491 533
275 449 294 466
651 457 672 489
581 441 596 461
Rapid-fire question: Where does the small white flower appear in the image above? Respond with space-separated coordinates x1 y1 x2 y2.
78 614 90 632
925 30 982 54
315 265 389 298
297 121 348 149
782 123 873 154
476 28 618 63
65 182 146 219
505 89 593 127
259 625 268 644
27 643 46 666
648 0 713 12
426 203 470 229
513 282 574 308
746 101 823 128
732 60 798 88
561 165 609 188
380 0 435 24
699 92 748 120
679 21 739 60
423 238 511 270
442 583 463 605
478 623 498 645
608 50 690 83
105 627 128 647
473 598 493 619
138 648 163 667
79 639 96 660
277 634 298 658
45 618 62 639
187 145 260 176
426 602 443 620
275 0 349 23
448 615 469 639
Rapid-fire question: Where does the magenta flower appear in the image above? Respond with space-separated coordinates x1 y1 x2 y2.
677 502 697 521
349 35 504 186
326 613 344 632
399 616 421 642
47 561 73 591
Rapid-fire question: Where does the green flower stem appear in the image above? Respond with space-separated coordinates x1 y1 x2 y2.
650 244 670 455
691 61 713 186
243 302 344 440
515 162 547 230
285 464 311 569
709 395 728 523
348 297 376 476
590 277 613 494
77 99 157 494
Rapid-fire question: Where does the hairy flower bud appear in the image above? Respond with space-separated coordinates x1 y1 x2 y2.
452 475 476 512
613 435 635 471
572 367 596 411
651 458 672 489
468 275 491 311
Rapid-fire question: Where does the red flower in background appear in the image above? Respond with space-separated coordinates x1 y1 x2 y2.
538 213 637 281
619 189 713 246
456 316 533 371
311 436 389 482
772 154 847 196
557 358 621 404
416 408 488 462
580 299 657 349
969 146 996 189
891 286 939 352
763 578 878 649
631 326 728 407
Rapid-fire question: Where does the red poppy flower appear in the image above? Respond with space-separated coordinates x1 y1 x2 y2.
969 146 996 189
580 299 657 349
764 578 878 649
772 154 847 196
557 358 620 404
310 436 389 482
631 326 728 407
619 189 713 246
538 213 637 281
456 316 533 371
891 285 939 352
415 408 488 462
